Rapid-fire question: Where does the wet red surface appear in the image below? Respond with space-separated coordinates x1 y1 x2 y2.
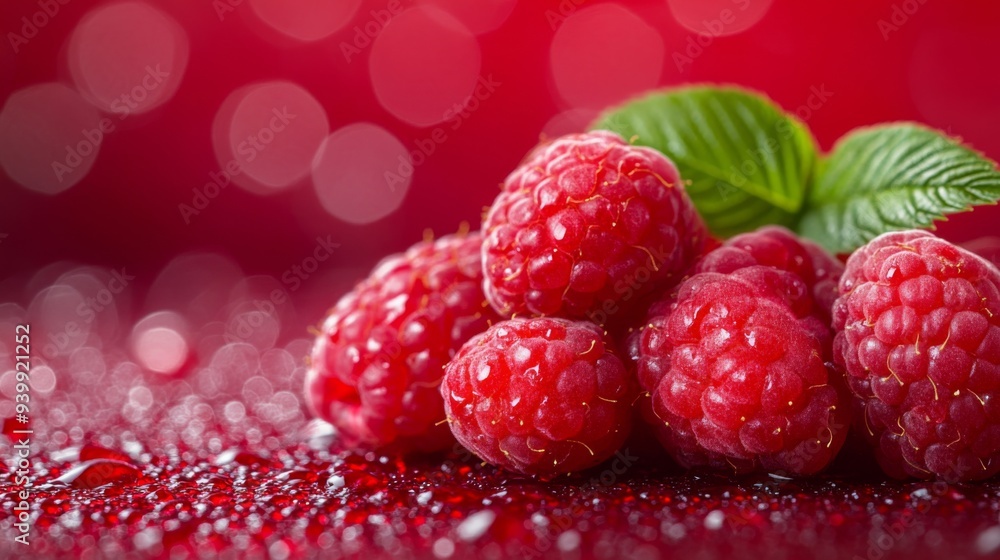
3 404 1000 559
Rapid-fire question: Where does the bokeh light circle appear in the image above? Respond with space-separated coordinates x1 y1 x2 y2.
67 1 189 116
250 0 362 42
135 328 188 374
147 253 242 325
0 83 102 195
312 123 412 224
667 0 773 37
55 267 125 343
31 365 58 395
369 7 481 127
225 302 281 352
416 0 517 34
28 285 91 359
131 311 191 375
213 81 330 193
541 108 598 140
550 4 665 110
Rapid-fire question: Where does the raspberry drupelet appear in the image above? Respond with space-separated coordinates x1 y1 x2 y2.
694 225 844 326
441 317 636 477
482 130 708 323
833 230 1000 481
628 266 848 475
305 232 501 452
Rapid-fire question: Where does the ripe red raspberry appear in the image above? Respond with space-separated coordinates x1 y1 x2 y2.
695 226 844 325
628 266 848 475
482 130 708 323
441 317 635 477
833 230 1000 481
305 233 501 453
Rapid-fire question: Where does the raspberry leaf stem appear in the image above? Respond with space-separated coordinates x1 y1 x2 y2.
592 86 818 238
798 123 1000 253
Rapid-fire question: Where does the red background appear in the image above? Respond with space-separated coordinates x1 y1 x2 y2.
1 0 999 309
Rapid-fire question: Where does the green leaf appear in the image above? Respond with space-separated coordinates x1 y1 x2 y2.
592 86 818 238
798 124 1000 254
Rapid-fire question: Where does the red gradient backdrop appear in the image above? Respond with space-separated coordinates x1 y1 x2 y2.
1 0 999 327
2 4 1000 557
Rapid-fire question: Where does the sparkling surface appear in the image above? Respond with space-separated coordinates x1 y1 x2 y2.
2 410 999 559
0 234 997 560
1 311 998 559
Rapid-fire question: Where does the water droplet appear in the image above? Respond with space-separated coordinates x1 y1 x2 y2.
57 459 142 489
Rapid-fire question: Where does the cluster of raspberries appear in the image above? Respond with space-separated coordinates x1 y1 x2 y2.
307 131 1000 481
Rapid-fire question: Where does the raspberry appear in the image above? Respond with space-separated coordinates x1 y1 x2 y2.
695 226 844 325
441 317 635 477
482 130 708 323
628 267 848 475
832 230 1000 481
305 233 501 452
